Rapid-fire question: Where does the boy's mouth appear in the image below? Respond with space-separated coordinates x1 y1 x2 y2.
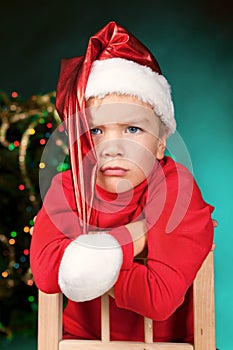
100 166 128 176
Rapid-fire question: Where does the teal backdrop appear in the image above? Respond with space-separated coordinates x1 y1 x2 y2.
1 1 232 349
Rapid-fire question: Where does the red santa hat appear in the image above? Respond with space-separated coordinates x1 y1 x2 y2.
55 21 176 231
56 21 175 134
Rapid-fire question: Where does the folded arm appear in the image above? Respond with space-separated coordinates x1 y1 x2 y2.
30 171 143 301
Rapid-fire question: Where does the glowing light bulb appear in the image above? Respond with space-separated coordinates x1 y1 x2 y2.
39 162 46 169
29 128 35 135
10 231 17 237
11 91 18 98
39 139 46 145
18 184 25 191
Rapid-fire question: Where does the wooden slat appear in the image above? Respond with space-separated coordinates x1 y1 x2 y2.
193 250 216 350
144 317 153 344
38 250 216 350
101 293 110 342
59 340 194 349
38 291 63 350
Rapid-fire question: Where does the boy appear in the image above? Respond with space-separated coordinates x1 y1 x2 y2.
30 21 214 343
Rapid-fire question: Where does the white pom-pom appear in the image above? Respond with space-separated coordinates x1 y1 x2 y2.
58 233 122 301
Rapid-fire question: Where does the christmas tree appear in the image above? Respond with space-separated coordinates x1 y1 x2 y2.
0 91 69 340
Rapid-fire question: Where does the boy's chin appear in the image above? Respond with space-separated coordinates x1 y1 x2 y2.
98 178 136 194
115 179 134 193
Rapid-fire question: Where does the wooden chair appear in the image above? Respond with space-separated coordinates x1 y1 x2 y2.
37 248 216 350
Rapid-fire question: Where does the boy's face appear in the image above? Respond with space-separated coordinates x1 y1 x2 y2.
87 94 167 193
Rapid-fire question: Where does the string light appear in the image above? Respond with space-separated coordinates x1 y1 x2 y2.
45 132 51 138
29 128 35 135
39 118 45 124
58 125 65 133
39 162 46 169
26 206 32 213
14 140 20 147
20 256 26 263
57 162 70 172
10 104 17 111
8 143 15 151
0 91 61 212
0 90 69 315
2 271 9 278
9 239 15 245
39 138 46 145
47 106 53 113
11 91 18 99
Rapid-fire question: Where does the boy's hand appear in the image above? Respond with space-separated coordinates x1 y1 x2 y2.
107 287 115 298
125 219 147 257
212 219 218 250
29 216 37 235
89 220 147 257
88 230 108 235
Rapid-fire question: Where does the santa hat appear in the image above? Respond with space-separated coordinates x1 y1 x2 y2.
55 21 176 231
56 21 175 134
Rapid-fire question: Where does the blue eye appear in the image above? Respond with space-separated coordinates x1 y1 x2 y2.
127 126 142 134
90 128 102 135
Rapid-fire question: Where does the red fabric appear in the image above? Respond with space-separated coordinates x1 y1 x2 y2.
30 156 214 342
55 21 162 232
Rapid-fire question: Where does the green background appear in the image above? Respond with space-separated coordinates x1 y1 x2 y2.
1 1 232 349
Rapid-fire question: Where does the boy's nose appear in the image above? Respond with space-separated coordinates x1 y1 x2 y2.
100 140 124 158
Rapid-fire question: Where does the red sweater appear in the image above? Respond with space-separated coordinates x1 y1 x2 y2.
30 156 214 342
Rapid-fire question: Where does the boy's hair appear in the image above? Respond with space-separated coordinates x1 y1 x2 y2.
86 92 169 139
159 119 169 138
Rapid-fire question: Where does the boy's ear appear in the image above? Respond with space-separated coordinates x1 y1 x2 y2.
156 134 167 160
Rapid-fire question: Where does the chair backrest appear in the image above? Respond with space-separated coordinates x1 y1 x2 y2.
38 248 216 350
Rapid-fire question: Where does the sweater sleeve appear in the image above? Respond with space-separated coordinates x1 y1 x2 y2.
114 160 214 321
30 171 125 300
30 171 80 294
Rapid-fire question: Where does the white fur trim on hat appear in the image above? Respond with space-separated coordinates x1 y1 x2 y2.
85 58 176 134
58 233 122 302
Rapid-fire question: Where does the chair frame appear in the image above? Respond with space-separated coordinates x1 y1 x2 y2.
38 248 216 350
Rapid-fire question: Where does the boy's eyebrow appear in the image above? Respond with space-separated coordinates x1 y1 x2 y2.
89 116 152 127
87 103 156 127
120 118 152 126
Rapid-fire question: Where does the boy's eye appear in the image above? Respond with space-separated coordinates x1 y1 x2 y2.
90 128 102 135
127 126 142 134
